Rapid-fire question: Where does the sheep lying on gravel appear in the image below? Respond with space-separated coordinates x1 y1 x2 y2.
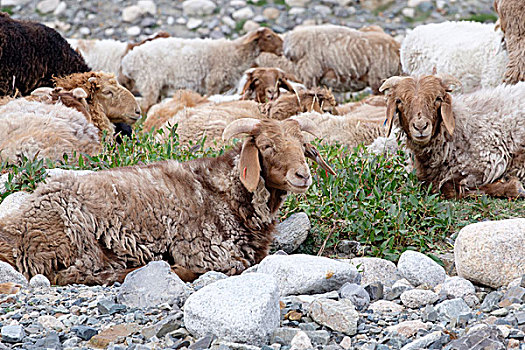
264 88 338 120
256 25 401 93
52 72 141 137
0 117 334 285
401 21 508 93
380 74 525 198
238 67 303 103
0 13 89 96
494 0 525 84
67 32 170 77
119 28 283 112
0 97 101 163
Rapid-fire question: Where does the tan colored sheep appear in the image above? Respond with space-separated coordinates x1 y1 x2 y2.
494 0 525 84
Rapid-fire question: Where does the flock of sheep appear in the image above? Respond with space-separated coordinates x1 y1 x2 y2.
0 0 524 286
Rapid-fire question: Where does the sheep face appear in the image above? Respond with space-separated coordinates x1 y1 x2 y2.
240 68 297 103
379 75 460 146
244 28 284 56
88 75 142 125
223 118 334 193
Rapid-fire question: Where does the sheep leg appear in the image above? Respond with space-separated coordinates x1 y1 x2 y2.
475 177 525 198
170 264 200 282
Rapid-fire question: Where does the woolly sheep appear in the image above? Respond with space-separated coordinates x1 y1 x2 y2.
264 88 338 120
67 32 170 78
0 117 334 285
0 98 101 163
255 25 401 93
52 72 141 137
494 0 525 83
0 13 89 96
401 21 508 93
379 74 525 198
237 67 303 103
155 100 264 149
119 28 283 112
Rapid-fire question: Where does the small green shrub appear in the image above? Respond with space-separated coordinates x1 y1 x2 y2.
461 13 498 23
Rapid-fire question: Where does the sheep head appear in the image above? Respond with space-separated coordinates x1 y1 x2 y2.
54 72 141 125
379 74 461 145
239 67 299 103
243 28 284 56
223 117 334 193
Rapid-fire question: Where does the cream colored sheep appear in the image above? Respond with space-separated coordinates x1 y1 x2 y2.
119 28 283 112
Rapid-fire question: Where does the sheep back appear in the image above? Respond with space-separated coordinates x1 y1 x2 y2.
401 21 508 92
0 13 90 96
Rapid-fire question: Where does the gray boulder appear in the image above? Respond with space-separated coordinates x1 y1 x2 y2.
338 283 370 311
184 273 280 346
308 298 359 336
257 254 360 296
443 325 505 350
272 212 310 253
351 257 401 287
182 0 216 16
398 251 446 288
455 219 525 288
0 192 31 220
400 289 439 308
434 298 471 322
29 274 51 289
0 261 28 286
117 261 190 308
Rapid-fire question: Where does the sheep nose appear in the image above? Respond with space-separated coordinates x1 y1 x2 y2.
295 169 310 181
413 120 429 132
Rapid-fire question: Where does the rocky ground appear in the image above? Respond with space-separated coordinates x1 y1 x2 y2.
0 201 524 350
4 0 496 41
1 1 521 349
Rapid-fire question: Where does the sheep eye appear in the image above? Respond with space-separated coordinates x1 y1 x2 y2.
395 98 402 104
261 144 272 151
102 90 113 97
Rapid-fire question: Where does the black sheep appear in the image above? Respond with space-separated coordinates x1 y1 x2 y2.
0 13 90 96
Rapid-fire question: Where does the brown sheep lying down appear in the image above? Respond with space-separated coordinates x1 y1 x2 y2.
380 74 525 199
0 117 335 285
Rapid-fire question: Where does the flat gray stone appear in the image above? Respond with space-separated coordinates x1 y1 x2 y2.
439 276 475 299
257 254 360 296
400 331 443 350
400 289 438 309
182 0 216 16
117 261 190 308
1 325 25 343
272 212 310 253
0 261 28 286
351 257 402 287
455 219 525 288
338 283 370 311
398 251 446 288
190 271 228 291
308 298 358 336
443 325 505 350
434 298 471 322
184 273 280 346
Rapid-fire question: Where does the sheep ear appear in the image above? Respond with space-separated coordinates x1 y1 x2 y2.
379 76 405 94
441 93 455 136
242 28 263 45
384 98 396 137
71 87 88 99
239 139 261 192
279 77 296 93
437 74 462 93
304 143 336 175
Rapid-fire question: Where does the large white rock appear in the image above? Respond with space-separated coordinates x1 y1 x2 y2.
308 298 358 336
439 276 475 299
182 0 216 16
232 7 254 20
285 0 311 7
122 5 143 22
350 257 401 287
184 273 280 346
368 300 404 314
36 0 59 13
455 219 525 288
397 251 446 288
0 261 28 286
0 192 31 220
117 261 190 308
257 254 360 296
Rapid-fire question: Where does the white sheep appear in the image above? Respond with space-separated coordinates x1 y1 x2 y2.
0 98 101 163
255 24 401 93
119 28 283 112
401 21 508 93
